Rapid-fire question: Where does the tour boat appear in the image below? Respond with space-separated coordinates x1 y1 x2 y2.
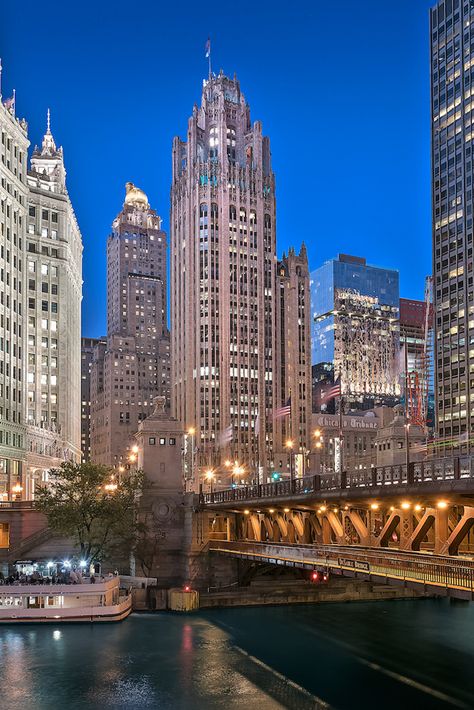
0 576 131 623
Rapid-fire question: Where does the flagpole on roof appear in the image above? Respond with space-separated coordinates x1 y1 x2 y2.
0 58 2 99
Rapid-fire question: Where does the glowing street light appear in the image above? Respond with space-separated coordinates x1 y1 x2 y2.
437 500 448 509
285 440 295 485
205 469 215 495
12 481 23 495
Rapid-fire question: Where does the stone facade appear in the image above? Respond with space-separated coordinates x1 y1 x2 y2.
0 94 29 499
25 112 83 495
308 408 393 473
90 184 170 467
171 71 311 482
1 86 83 501
374 405 425 467
274 245 312 475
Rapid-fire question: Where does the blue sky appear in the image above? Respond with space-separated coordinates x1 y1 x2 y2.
2 0 435 337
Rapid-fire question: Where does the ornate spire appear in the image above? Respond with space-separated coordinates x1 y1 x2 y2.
42 108 56 153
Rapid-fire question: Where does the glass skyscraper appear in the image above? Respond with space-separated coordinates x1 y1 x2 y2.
430 0 474 448
310 254 400 409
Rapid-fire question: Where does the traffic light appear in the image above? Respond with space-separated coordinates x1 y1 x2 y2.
271 472 281 481
311 571 319 583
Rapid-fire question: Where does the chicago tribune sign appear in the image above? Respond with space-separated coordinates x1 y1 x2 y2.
315 415 378 431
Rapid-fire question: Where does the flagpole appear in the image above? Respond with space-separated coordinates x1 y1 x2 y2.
338 371 344 477
0 58 2 99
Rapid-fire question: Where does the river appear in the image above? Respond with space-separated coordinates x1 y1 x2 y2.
0 599 473 709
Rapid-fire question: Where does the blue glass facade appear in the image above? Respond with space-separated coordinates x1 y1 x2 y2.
310 255 400 406
311 256 399 366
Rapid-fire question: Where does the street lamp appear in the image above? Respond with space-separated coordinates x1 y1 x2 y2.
205 469 215 495
286 439 294 486
187 426 196 492
312 429 324 474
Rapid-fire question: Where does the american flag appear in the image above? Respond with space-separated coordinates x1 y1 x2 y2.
218 425 232 448
320 378 341 404
275 397 291 419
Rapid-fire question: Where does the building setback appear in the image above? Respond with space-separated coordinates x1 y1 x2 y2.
171 71 312 480
399 296 434 430
90 183 170 467
430 1 474 447
310 254 400 411
81 336 105 461
0 97 29 499
274 245 312 474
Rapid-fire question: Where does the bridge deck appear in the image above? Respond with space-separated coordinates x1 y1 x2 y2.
202 457 474 509
209 540 474 600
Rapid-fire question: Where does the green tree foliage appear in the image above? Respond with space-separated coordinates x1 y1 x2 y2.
35 461 144 564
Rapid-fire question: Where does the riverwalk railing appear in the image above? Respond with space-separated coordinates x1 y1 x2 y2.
202 456 474 505
209 540 474 595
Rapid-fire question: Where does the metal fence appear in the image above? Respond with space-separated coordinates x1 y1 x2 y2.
202 456 474 505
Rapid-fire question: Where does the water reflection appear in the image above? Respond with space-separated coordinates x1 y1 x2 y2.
0 601 472 710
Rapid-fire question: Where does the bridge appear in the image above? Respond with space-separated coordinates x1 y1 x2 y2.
208 540 474 600
200 457 474 591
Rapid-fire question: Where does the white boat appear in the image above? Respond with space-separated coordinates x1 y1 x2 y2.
0 576 131 623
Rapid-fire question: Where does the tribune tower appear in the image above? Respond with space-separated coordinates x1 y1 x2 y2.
171 72 277 476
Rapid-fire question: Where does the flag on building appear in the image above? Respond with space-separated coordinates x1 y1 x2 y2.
254 412 260 437
275 397 291 419
320 378 341 404
218 424 232 448
205 37 211 58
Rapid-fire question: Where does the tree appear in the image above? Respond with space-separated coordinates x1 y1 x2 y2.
35 461 145 565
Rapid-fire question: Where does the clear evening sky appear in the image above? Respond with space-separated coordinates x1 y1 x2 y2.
2 0 434 337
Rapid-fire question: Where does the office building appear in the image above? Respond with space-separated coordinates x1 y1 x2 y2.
90 183 170 466
0 94 29 499
81 336 105 461
170 72 278 476
430 0 474 446
311 254 400 411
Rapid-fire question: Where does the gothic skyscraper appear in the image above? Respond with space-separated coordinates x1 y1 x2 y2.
171 71 293 479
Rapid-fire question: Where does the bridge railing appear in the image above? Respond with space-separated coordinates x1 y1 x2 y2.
202 456 474 505
0 500 35 510
209 540 474 593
